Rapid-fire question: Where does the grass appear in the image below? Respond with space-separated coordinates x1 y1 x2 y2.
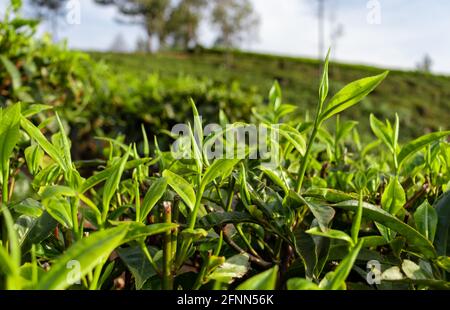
91 48 450 140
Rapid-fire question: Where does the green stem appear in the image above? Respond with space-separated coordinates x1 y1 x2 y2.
71 197 80 241
89 262 104 290
296 125 320 193
162 202 173 290
193 253 210 290
214 230 224 256
188 188 204 230
235 224 260 258
351 190 364 245
135 180 141 222
140 242 161 276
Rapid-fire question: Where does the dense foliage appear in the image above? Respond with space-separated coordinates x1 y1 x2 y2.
1 2 450 291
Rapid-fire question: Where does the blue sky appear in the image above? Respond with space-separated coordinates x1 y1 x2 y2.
1 0 450 74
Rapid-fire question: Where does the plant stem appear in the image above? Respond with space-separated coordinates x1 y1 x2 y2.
134 179 141 222
89 263 104 290
162 202 173 290
188 189 203 229
140 242 161 276
235 224 260 258
71 197 80 241
351 190 364 244
193 253 210 290
1 165 9 245
296 125 319 193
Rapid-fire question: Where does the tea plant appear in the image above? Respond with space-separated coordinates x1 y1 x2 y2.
0 45 449 290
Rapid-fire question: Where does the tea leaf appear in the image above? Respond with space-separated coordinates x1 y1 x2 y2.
306 227 354 246
381 177 406 216
163 170 196 211
102 149 130 220
236 266 278 290
201 159 240 191
333 200 436 258
20 117 67 171
398 131 450 167
37 226 128 290
414 200 438 242
319 71 388 122
0 56 21 90
140 177 168 222
323 240 363 290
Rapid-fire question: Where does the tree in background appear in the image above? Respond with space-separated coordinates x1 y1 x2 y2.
211 0 260 49
29 0 69 41
165 0 207 50
95 0 171 52
109 33 129 52
416 54 433 73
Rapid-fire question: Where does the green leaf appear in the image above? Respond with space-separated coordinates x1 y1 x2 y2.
20 117 67 171
287 278 320 290
370 114 394 153
208 254 250 284
24 145 44 175
319 49 331 106
79 158 155 194
434 191 450 256
102 149 130 219
0 55 21 91
43 197 73 229
236 266 278 290
269 81 282 109
319 71 388 122
259 166 288 194
120 222 178 244
0 104 21 173
200 159 240 190
13 198 43 218
163 170 196 211
37 226 128 290
402 260 428 280
0 246 16 277
306 227 354 246
336 121 358 143
398 131 450 167
140 178 167 222
117 245 157 290
381 177 406 215
55 113 72 168
190 98 203 147
304 188 358 203
15 211 57 254
293 229 317 279
288 191 335 231
324 240 363 290
40 185 76 200
333 200 436 259
414 200 438 242
436 256 450 272
21 104 52 118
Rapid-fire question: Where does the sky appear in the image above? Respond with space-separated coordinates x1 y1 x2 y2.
1 0 450 74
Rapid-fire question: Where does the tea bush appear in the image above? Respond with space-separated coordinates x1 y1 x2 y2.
0 47 449 290
1 0 450 291
0 3 260 161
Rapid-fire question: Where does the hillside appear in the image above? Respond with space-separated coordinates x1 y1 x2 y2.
91 49 450 140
